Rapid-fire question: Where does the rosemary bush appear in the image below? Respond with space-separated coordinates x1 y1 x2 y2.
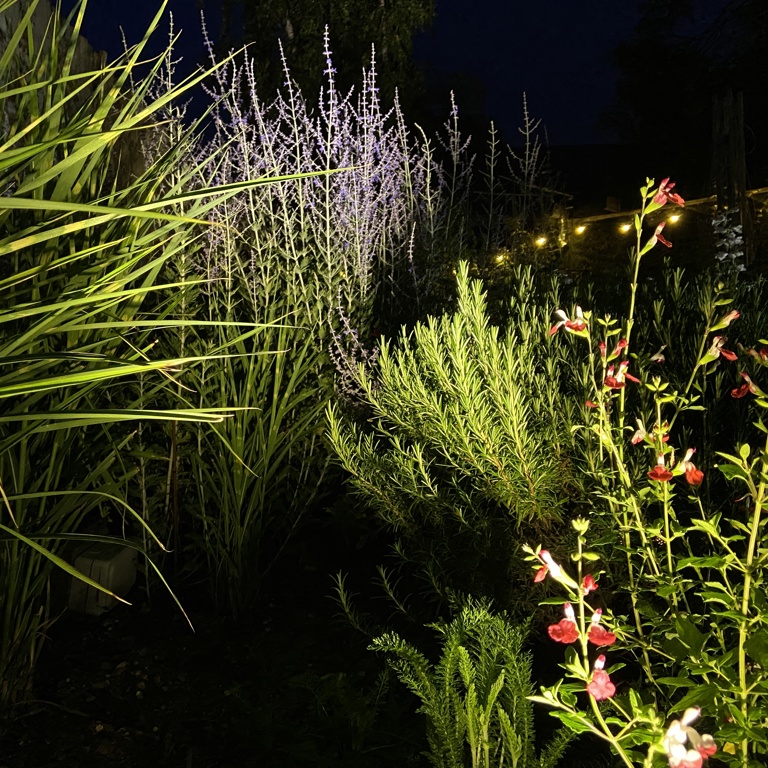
327 262 574 609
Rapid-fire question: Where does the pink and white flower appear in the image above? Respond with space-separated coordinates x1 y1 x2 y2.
586 655 616 700
548 603 579 644
587 609 617 647
663 708 717 768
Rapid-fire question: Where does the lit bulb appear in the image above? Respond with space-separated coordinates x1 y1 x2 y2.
495 253 505 263
575 225 586 235
669 214 681 223
535 236 547 247
619 223 632 233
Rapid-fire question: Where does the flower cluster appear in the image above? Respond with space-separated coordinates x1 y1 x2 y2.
533 548 617 700
663 708 717 768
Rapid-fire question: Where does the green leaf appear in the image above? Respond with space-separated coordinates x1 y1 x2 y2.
655 677 695 689
551 711 593 735
739 443 751 460
672 684 718 712
674 615 707 655
745 629 768 668
0 522 128 605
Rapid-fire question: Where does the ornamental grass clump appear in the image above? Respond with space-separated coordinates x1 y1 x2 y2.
535 177 768 767
0 0 307 709
142 28 439 614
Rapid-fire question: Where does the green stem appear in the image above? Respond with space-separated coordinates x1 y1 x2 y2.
588 695 635 768
737 432 768 768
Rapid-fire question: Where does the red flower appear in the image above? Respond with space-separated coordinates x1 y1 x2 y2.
731 372 765 399
585 400 598 409
746 346 768 362
587 655 616 700
685 463 704 486
648 455 673 482
548 603 579 643
548 619 579 644
605 361 639 389
653 221 673 248
664 708 717 768
533 549 562 582
654 178 685 207
717 309 740 328
604 368 624 389
549 307 587 336
612 338 628 356
598 341 607 357
587 610 617 646
631 419 647 445
582 574 598 594
703 336 737 364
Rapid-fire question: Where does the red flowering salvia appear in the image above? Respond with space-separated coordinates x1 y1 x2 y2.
586 655 616 700
533 549 562 582
731 372 765 399
685 464 704 487
648 455 673 482
549 306 587 336
654 177 685 207
663 707 717 768
582 574 598 594
745 346 768 363
605 360 641 389
587 609 617 647
585 400 598 409
703 336 737 364
716 309 740 329
548 603 579 644
631 418 647 445
650 221 673 249
651 345 667 363
612 338 628 356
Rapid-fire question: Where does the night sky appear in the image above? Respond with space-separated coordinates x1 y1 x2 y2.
60 0 730 146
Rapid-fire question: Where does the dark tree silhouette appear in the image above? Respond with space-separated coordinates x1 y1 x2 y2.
205 0 434 110
601 0 768 195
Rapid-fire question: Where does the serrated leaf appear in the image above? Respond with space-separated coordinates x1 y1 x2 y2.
675 615 707 654
672 684 718 712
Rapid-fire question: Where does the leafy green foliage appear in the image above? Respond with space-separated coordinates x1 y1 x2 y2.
328 262 573 607
370 599 571 768
0 0 295 709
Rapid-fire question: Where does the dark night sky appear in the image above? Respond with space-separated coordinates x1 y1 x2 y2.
61 0 731 146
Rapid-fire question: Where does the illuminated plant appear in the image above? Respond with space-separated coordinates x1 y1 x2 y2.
524 530 717 768
542 177 768 767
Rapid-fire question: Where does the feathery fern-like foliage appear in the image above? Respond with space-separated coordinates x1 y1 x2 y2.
370 600 571 768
